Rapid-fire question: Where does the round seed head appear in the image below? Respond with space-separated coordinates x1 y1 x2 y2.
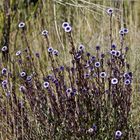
111 44 116 49
52 49 59 56
119 29 124 35
115 130 122 139
66 88 72 93
110 50 117 56
16 50 21 56
78 44 85 51
111 78 118 85
124 79 131 85
48 47 53 53
2 68 7 75
20 71 26 77
100 72 107 78
1 46 8 52
18 22 25 28
95 62 100 68
96 45 100 50
107 8 113 15
123 28 129 34
19 86 26 92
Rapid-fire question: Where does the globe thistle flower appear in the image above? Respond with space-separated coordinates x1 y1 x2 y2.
18 22 25 28
115 51 121 57
91 56 96 62
60 66 64 71
123 28 129 34
19 86 26 92
66 88 72 94
16 50 21 56
111 78 118 85
64 25 72 33
106 8 113 15
84 73 90 79
119 29 124 36
87 128 94 133
95 62 100 68
92 124 97 132
26 75 32 82
2 68 7 75
42 30 48 36
78 44 85 51
115 130 122 139
111 44 116 49
35 52 40 58
2 80 8 85
100 53 105 58
62 22 69 29
86 52 90 57
1 46 8 52
43 82 50 88
124 79 131 85
48 47 53 53
52 49 59 56
110 50 117 56
20 71 26 77
100 72 107 78
96 45 100 50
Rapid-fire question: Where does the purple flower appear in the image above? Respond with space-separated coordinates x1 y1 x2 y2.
110 50 117 56
48 47 53 53
26 75 32 82
43 82 50 88
111 44 116 49
42 30 48 36
16 50 21 56
123 28 129 34
62 22 69 29
111 78 118 85
18 22 25 28
2 68 7 75
96 45 100 50
115 130 122 139
60 66 64 71
78 44 85 51
1 46 8 52
124 79 131 85
100 72 107 78
35 52 40 58
52 49 59 56
107 8 113 15
19 86 26 92
119 29 124 36
64 25 72 32
95 62 100 68
20 71 26 77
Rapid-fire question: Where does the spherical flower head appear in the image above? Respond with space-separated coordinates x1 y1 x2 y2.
84 73 90 79
35 52 40 58
87 128 94 133
110 50 117 56
42 30 48 36
1 46 8 52
92 124 97 131
111 44 116 49
16 50 21 56
20 71 26 77
100 72 107 78
111 78 118 85
86 52 90 57
107 8 113 15
100 53 105 58
66 88 72 94
2 68 7 75
95 62 100 68
96 45 100 50
62 22 69 29
52 49 59 56
43 81 49 88
48 47 53 53
119 29 124 36
60 66 64 71
123 28 129 34
116 51 121 57
18 22 25 28
124 79 131 85
2 80 8 85
78 44 85 51
19 86 26 92
64 25 72 33
26 75 32 82
115 130 122 139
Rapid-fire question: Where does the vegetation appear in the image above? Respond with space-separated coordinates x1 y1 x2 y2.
0 0 140 139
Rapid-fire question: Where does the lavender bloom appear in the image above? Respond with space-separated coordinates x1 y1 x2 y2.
84 73 90 79
1 46 8 52
43 82 50 88
35 52 40 58
18 22 25 28
64 25 72 32
66 88 72 97
2 68 7 75
62 22 69 29
60 66 64 71
78 44 85 51
110 50 117 56
48 47 53 53
86 52 90 57
26 76 32 82
124 79 131 85
111 78 118 85
115 130 122 139
42 30 48 36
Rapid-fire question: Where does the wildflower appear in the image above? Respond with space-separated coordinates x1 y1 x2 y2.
1 46 8 52
43 82 50 88
95 62 100 68
96 45 100 50
18 22 25 28
111 78 118 85
124 79 131 85
91 56 96 62
64 25 72 32
123 28 129 34
16 50 21 56
62 22 69 29
35 52 40 58
2 80 8 85
19 86 26 92
78 44 85 51
87 128 94 133
107 8 113 15
60 66 64 71
119 29 124 36
115 51 121 57
100 72 107 78
84 73 90 79
2 68 7 75
115 130 122 139
48 47 53 53
92 124 97 132
52 49 59 56
66 88 72 94
26 76 32 82
100 53 105 58
42 30 48 36
86 52 90 57
20 71 26 77
110 50 117 56
111 44 116 49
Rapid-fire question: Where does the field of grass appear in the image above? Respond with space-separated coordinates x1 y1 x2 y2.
0 0 140 139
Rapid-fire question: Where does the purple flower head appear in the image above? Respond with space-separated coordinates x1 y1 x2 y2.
78 44 85 51
35 52 40 58
20 71 26 78
60 66 64 71
48 47 53 53
1 46 8 52
86 52 90 57
110 50 117 56
111 78 118 85
116 51 121 57
66 88 72 94
123 28 129 34
92 124 97 131
84 73 90 79
26 75 32 82
2 68 7 75
18 22 25 28
62 22 69 29
124 79 131 85
100 53 105 58
107 8 113 15
64 25 72 32
111 44 116 49
115 130 122 139
96 45 100 50
19 86 26 92
91 56 96 62
52 49 59 56
42 30 48 36
100 72 107 78
95 62 100 68
43 82 50 88
16 50 21 56
119 29 124 36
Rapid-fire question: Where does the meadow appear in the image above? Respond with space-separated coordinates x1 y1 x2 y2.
0 0 140 139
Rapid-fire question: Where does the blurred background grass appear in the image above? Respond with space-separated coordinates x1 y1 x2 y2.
0 0 140 138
